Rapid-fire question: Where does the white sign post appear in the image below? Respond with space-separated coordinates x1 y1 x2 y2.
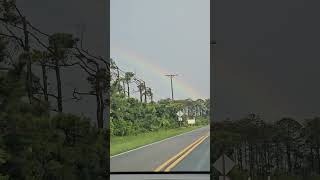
176 111 184 117
176 111 184 126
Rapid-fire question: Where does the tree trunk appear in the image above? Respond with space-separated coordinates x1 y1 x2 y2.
126 81 130 97
239 144 243 170
122 81 126 95
138 86 143 102
143 82 147 103
244 142 247 169
249 144 254 177
286 144 292 175
23 17 33 104
276 143 280 173
41 64 48 102
117 68 121 92
96 77 104 128
54 58 63 112
311 147 315 173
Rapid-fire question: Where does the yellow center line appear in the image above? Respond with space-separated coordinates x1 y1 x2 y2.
153 133 209 172
153 135 206 172
164 133 209 172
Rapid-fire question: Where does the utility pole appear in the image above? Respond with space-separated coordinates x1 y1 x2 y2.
165 74 178 100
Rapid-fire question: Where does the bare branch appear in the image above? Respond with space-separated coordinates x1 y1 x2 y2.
74 48 99 68
27 31 54 54
33 92 58 99
0 26 24 47
72 88 96 101
26 22 50 37
0 67 11 71
13 4 24 18
75 46 108 67
72 54 96 74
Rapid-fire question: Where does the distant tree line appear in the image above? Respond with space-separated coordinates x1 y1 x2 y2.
1 1 108 179
211 113 320 179
110 59 210 136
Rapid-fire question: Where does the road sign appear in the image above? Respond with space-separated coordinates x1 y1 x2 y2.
178 117 183 121
176 111 184 117
187 118 195 125
213 154 235 175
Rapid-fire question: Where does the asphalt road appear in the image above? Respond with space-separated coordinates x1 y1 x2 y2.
110 125 210 172
171 137 210 171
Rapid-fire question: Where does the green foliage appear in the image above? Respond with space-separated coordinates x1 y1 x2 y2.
0 2 109 179
0 0 19 23
0 147 9 165
109 61 210 136
49 33 76 49
0 50 107 179
195 116 209 126
211 114 320 178
110 90 209 137
0 106 107 180
0 175 9 180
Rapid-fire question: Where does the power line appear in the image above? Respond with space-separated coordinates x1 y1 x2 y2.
165 74 178 100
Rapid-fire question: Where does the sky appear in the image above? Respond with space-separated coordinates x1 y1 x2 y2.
17 0 109 124
111 0 210 101
15 0 320 123
213 0 320 122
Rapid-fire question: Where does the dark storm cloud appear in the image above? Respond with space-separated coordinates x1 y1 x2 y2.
17 0 108 56
213 0 320 122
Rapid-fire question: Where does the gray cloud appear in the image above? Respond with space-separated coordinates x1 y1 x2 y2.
213 0 320 122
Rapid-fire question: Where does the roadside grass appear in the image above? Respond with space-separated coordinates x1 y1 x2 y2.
110 125 207 156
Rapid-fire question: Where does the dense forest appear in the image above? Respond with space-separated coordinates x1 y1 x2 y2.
0 1 108 179
211 114 320 179
109 59 210 136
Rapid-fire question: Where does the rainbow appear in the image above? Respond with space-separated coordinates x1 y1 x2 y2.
111 45 208 100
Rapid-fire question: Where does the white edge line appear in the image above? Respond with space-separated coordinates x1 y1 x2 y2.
110 126 209 158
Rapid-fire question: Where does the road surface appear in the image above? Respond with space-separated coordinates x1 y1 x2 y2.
171 137 210 171
110 125 210 172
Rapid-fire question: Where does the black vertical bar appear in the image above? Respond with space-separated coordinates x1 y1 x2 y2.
210 0 215 178
107 0 110 179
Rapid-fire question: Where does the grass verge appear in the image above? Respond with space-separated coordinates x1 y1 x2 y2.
110 125 206 156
